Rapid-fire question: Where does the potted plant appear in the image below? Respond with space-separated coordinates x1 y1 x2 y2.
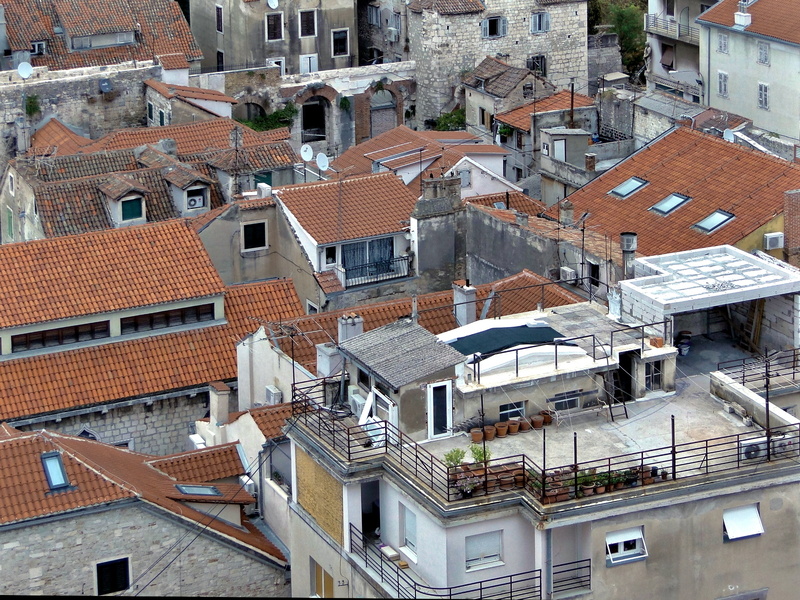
577 472 596 496
483 425 496 441
444 448 467 480
456 475 480 498
540 409 555 425
660 469 669 481
470 443 491 466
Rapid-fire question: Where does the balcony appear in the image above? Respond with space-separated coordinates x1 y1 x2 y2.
645 14 699 45
333 255 411 288
648 73 702 99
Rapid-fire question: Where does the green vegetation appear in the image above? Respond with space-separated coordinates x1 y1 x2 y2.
236 101 298 131
444 447 467 468
469 443 491 465
589 0 647 78
25 94 40 117
434 108 466 131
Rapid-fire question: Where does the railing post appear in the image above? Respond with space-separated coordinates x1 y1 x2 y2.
671 415 677 480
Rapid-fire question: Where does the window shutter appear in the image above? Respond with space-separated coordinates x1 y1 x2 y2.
481 19 489 38
500 17 508 37
543 13 550 32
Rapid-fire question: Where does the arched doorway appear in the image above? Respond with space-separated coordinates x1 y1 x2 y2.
302 95 329 143
370 90 396 138
233 102 266 122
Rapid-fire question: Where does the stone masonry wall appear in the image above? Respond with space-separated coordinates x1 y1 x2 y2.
0 504 287 596
295 447 343 546
409 0 588 125
13 393 212 456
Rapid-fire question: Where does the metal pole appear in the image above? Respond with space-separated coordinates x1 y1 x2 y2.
573 431 578 494
765 351 771 461
671 415 676 479
481 393 488 491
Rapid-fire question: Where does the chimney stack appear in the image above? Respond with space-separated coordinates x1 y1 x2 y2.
316 342 344 377
453 280 477 326
620 232 638 279
784 190 800 267
735 1 751 27
560 199 574 226
337 313 364 343
515 212 529 227
208 381 231 429
585 153 597 172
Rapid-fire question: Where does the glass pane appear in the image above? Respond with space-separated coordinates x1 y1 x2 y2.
121 199 142 221
611 177 646 198
695 210 733 232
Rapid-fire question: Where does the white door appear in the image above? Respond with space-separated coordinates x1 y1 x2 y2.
553 138 566 162
300 53 318 74
427 381 452 439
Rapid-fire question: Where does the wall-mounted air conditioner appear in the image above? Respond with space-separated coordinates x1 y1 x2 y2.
764 232 784 251
387 27 399 42
739 435 795 461
560 266 577 284
348 385 367 417
265 385 282 405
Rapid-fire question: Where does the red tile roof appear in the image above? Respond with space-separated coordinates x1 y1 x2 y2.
0 221 223 329
145 80 237 104
463 56 543 98
496 91 596 131
0 428 284 561
29 119 95 156
0 279 304 421
147 442 245 481
275 173 417 244
698 0 800 46
249 404 294 440
408 0 485 14
466 191 546 215
543 127 800 256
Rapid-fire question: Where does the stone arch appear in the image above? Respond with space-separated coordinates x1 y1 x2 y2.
77 426 100 441
300 95 332 144
233 101 267 121
355 81 408 143
369 89 398 138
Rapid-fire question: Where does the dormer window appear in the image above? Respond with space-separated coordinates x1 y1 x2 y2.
41 452 70 491
31 41 46 55
186 186 208 210
120 196 144 221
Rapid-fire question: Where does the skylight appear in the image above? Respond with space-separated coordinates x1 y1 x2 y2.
610 177 647 198
651 193 690 215
41 452 69 490
695 210 734 233
175 484 222 496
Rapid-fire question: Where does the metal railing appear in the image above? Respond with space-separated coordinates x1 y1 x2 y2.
718 348 800 393
552 559 591 595
334 255 411 288
645 14 699 44
349 523 543 599
648 73 702 98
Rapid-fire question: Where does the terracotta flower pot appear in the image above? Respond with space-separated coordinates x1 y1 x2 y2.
483 425 496 441
540 410 554 425
519 418 531 432
531 415 545 429
495 422 509 437
499 473 515 490
470 428 484 443
507 420 520 435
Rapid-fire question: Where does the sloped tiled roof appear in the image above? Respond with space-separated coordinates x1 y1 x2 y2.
698 0 800 46
496 91 596 131
543 127 800 256
0 279 304 421
466 191 546 215
28 119 95 156
147 442 245 481
249 403 295 440
272 270 582 372
3 0 202 71
463 56 536 99
0 428 284 562
275 173 417 244
156 53 191 70
97 173 151 200
408 0 485 14
196 142 297 172
0 221 223 329
145 79 237 105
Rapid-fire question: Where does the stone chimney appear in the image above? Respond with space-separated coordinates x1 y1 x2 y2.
734 1 751 27
515 212 529 227
620 232 638 280
337 313 364 343
208 381 231 428
560 199 574 226
784 190 800 267
316 342 344 377
585 153 597 172
453 280 477 326
412 175 462 218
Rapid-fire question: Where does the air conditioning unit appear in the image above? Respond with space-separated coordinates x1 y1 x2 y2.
560 266 577 284
739 435 795 461
187 197 204 209
387 27 399 42
265 385 282 405
764 232 784 251
348 385 367 418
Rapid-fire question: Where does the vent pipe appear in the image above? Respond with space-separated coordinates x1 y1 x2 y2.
620 232 637 279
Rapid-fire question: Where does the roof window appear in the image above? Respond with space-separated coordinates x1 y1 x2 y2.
610 177 647 198
41 452 70 490
695 210 734 233
650 193 690 215
175 484 222 496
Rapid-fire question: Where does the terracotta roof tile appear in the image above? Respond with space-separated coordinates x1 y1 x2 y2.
466 191 546 215
145 79 237 104
275 173 417 244
408 0 485 14
249 404 294 440
156 53 191 70
97 173 151 199
315 269 345 294
463 56 536 98
147 442 245 481
698 0 800 46
496 91 596 131
543 127 800 256
0 429 284 561
28 119 95 156
0 221 223 329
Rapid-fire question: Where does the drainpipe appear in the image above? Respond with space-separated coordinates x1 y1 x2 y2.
544 527 553 596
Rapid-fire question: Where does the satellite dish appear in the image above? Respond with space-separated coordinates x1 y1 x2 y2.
316 153 330 171
300 144 313 162
17 62 32 80
267 0 279 8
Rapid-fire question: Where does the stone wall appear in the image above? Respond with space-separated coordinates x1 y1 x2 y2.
295 447 343 546
588 32 623 95
0 503 287 596
12 393 213 456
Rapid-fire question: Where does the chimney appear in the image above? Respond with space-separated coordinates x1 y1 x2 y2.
560 199 574 226
257 182 272 198
515 212 529 227
15 117 29 155
208 381 231 428
734 1 751 27
784 190 800 267
453 280 477 326
337 313 364 343
585 153 597 173
620 232 638 279
411 295 419 323
316 342 344 377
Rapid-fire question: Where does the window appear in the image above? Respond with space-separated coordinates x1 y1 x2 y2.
367 5 380 27
758 83 769 110
72 36 91 50
479 107 493 130
651 193 690 215
516 130 524 150
718 71 729 98
12 321 109 352
481 16 507 39
723 504 764 541
332 29 348 57
147 101 153 122
541 142 549 156
499 401 524 421
41 452 69 490
299 10 316 37
548 391 579 411
242 221 267 250
300 53 318 74
514 167 523 181
8 173 14 196
645 361 662 391
216 50 224 72
530 12 550 34
325 246 336 265
158 109 165 126
589 262 600 288
121 197 143 221
215 5 223 33
610 177 647 198
660 43 675 70
465 531 503 570
120 304 214 334
6 205 13 240
390 12 401 31
695 209 734 232
606 527 648 566
311 559 333 598
266 13 283 41
307 301 319 315
268 57 285 75
357 367 370 390
400 503 417 553
176 484 222 495
96 558 130 595
31 41 46 55
757 42 770 65
717 32 728 53
527 54 547 77
186 187 207 210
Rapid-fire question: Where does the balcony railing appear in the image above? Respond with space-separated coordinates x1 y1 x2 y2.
648 73 702 98
717 348 800 394
645 14 699 45
552 559 591 595
349 523 543 599
291 378 800 508
333 255 411 288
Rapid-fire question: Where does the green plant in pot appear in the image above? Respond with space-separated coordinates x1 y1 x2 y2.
469 443 491 466
456 474 480 498
444 448 467 479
